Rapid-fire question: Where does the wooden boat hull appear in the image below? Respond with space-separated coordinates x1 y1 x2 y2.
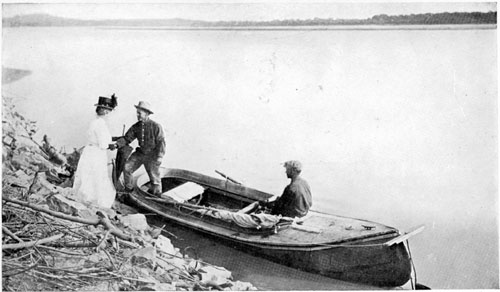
126 168 412 287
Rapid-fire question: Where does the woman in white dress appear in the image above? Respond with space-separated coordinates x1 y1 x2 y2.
73 95 117 208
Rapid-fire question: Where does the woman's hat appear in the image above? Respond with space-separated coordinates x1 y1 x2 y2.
95 94 117 110
134 101 154 114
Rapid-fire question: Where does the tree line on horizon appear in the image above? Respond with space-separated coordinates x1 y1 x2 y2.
3 11 497 27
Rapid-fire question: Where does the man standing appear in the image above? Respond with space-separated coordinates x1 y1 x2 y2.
117 101 166 195
270 160 312 218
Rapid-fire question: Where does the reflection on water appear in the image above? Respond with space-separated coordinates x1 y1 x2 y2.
2 26 498 289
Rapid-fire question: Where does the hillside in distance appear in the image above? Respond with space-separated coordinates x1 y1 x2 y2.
3 11 497 27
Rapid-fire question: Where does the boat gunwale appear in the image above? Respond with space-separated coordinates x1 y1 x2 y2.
130 185 400 248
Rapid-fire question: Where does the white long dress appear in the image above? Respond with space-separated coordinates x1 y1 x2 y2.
73 116 116 208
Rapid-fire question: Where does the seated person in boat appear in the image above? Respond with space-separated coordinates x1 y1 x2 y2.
267 160 312 218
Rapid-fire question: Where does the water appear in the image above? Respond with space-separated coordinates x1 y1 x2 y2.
2 26 498 289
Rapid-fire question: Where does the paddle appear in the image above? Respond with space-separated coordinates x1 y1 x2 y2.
384 225 425 246
215 170 242 185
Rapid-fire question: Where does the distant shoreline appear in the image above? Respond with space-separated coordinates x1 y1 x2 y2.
4 12 496 28
98 24 497 31
4 23 496 31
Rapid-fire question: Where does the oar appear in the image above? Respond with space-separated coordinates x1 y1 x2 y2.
214 170 242 185
384 225 425 246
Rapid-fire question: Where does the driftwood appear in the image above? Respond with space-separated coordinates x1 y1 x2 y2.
3 196 133 241
2 194 252 291
3 196 98 225
37 245 87 256
3 262 39 277
3 234 64 250
2 226 24 243
44 241 97 248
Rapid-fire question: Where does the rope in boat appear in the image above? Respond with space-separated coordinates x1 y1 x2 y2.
146 196 279 229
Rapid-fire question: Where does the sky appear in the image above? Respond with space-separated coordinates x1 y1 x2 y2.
1 1 497 21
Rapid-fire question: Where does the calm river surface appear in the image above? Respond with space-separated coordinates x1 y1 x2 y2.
2 26 498 289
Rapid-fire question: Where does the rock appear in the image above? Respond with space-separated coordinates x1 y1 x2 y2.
90 282 111 291
113 201 139 216
34 172 57 190
45 168 64 184
30 152 54 171
3 145 14 169
11 151 36 172
26 172 57 200
76 208 100 222
10 135 37 150
156 254 184 271
145 283 176 291
135 275 159 286
174 281 191 289
42 135 68 166
2 133 15 146
153 267 174 283
54 186 76 199
137 267 156 278
231 281 258 291
132 246 157 268
149 225 164 239
87 250 108 264
119 213 149 231
199 265 232 286
122 249 136 258
53 256 85 269
155 235 175 255
109 281 120 291
3 170 31 189
10 149 52 173
186 258 201 271
47 193 87 216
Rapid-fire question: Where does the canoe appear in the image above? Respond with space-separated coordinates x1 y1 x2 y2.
125 168 414 287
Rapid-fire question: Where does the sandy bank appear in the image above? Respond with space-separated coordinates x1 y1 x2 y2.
2 67 32 85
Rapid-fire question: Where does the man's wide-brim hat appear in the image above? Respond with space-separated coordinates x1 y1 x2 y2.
95 94 117 110
134 101 154 114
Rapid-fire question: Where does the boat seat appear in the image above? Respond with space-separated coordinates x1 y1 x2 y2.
164 182 205 202
238 201 260 214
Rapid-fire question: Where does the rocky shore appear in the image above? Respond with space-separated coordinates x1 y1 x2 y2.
2 95 257 291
